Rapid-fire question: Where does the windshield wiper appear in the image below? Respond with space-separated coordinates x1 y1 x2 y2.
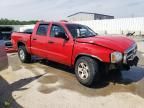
78 35 96 38
88 35 96 37
77 36 87 38
76 34 96 38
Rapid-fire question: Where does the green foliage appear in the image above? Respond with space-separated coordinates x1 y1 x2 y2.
0 18 37 25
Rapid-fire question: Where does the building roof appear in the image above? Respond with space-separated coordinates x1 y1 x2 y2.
68 12 114 17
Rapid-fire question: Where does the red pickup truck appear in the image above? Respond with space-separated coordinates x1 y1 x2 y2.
11 21 139 86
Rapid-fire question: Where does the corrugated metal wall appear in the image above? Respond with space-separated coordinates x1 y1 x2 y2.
68 13 95 21
73 17 144 35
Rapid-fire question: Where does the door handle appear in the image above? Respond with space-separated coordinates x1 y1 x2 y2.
48 41 54 44
32 38 37 40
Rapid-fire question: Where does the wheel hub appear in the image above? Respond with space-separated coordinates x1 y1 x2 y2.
78 62 89 80
19 49 25 60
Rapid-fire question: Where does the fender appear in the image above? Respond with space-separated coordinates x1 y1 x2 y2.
73 53 103 66
17 40 30 53
17 40 26 48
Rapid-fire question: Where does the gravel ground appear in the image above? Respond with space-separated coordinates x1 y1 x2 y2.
0 40 144 108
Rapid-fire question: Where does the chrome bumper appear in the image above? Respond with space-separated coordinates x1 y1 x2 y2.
123 43 139 66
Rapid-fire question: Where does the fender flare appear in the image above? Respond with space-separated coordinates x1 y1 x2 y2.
73 53 103 65
17 41 29 52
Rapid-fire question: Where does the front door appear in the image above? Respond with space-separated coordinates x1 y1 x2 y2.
47 24 74 65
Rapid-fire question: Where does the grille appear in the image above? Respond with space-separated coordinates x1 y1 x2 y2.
126 44 137 61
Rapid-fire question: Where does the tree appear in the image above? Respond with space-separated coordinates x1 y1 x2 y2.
0 18 37 25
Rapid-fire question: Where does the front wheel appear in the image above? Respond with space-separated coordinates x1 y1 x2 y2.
75 56 100 86
18 46 31 63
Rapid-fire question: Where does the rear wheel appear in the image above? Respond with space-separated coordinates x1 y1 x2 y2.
75 56 100 86
18 46 31 63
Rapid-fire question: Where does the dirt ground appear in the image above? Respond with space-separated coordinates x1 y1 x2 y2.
0 41 144 108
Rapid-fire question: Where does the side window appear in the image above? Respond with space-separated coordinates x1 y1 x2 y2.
36 24 48 36
50 25 65 37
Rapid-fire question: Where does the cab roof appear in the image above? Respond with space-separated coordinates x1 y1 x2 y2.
38 20 74 25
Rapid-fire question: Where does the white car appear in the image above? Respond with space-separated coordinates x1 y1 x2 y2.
0 39 8 71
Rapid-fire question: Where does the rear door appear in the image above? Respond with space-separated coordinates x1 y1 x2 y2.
47 23 74 65
31 24 49 58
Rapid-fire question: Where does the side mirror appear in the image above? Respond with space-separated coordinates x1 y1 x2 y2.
55 32 69 40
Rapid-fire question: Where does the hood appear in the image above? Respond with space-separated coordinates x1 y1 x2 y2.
76 35 135 52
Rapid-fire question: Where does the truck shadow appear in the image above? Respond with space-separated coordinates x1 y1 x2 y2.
22 58 144 98
39 60 144 87
107 67 144 84
0 75 43 108
90 66 144 88
36 60 144 98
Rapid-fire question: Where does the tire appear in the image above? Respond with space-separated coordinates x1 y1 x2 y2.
18 45 31 63
75 56 100 86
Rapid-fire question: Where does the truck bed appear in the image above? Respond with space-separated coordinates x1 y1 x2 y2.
11 32 31 50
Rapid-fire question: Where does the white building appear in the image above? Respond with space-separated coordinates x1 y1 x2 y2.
68 12 114 21
73 17 144 35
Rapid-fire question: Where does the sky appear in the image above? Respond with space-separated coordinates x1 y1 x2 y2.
0 0 144 21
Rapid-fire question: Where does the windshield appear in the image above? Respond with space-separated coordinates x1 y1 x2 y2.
66 24 97 38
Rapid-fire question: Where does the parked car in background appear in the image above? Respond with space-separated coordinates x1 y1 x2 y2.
0 27 16 53
0 39 8 71
11 21 139 86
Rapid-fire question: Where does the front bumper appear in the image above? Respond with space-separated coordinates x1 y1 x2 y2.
127 56 139 66
106 56 139 72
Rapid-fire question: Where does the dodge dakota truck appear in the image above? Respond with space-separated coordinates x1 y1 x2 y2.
11 21 139 86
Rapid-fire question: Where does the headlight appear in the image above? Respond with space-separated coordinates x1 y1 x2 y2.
111 52 123 63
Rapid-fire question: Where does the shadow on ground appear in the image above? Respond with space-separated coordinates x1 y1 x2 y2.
0 75 43 108
40 60 144 85
7 54 144 99
35 59 144 98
